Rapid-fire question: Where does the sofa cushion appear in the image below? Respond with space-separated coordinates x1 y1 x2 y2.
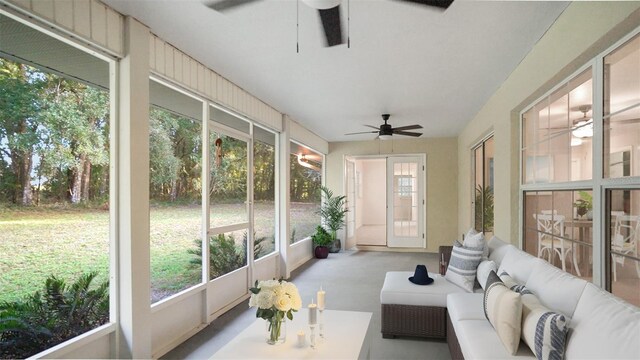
380 271 466 307
484 271 523 355
477 260 497 290
445 242 484 292
566 283 640 359
453 319 534 360
447 293 485 321
525 260 587 318
487 235 510 265
499 271 531 294
521 293 569 360
498 246 541 284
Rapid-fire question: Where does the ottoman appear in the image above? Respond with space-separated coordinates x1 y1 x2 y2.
380 271 467 339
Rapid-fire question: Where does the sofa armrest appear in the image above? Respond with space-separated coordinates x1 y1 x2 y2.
439 245 453 275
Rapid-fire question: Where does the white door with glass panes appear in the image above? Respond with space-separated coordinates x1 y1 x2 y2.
386 156 425 248
208 123 252 313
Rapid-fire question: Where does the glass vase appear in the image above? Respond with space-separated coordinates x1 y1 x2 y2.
266 317 286 345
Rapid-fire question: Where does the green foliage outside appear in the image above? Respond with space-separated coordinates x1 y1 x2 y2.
0 272 108 359
474 185 494 232
0 55 317 356
188 231 268 279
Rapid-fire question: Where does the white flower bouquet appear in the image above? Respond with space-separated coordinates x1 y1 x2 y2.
249 279 302 344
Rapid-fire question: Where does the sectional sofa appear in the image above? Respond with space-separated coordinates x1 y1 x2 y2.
380 237 640 359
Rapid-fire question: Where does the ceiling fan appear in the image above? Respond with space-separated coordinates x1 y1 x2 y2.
345 114 423 140
204 0 454 47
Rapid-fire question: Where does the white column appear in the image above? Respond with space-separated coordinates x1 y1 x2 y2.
279 115 291 278
117 16 151 358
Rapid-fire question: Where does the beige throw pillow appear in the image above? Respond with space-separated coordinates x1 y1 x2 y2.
483 271 523 355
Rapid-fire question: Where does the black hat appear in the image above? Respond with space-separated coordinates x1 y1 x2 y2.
409 265 434 285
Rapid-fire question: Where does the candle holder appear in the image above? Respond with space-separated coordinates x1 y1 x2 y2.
318 308 324 338
309 324 317 349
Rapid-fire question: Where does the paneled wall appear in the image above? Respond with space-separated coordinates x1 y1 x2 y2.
149 35 283 132
5 0 123 56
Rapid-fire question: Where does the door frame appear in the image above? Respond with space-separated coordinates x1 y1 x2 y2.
343 153 427 249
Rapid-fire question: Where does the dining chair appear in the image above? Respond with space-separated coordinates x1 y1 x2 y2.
611 214 640 282
534 213 581 276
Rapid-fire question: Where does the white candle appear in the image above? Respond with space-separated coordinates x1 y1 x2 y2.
309 301 317 325
297 330 306 346
317 286 326 310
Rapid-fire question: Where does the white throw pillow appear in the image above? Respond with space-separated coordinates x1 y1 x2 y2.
476 260 497 290
445 242 484 292
463 228 488 260
521 293 569 360
483 271 523 355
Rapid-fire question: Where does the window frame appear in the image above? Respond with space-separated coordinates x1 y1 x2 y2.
519 25 640 292
471 133 495 234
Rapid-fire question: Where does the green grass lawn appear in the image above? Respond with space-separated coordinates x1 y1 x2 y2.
0 202 319 304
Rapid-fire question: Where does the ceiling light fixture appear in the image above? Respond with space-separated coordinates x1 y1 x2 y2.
297 154 321 171
572 105 594 139
378 134 392 141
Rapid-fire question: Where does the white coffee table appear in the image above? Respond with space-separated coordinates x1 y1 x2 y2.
210 309 372 359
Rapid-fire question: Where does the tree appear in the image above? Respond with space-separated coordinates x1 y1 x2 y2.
40 79 109 204
0 59 44 205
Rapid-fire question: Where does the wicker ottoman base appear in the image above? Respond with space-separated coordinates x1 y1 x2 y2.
381 304 447 339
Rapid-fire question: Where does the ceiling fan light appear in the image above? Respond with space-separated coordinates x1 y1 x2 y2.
572 119 593 138
379 134 392 141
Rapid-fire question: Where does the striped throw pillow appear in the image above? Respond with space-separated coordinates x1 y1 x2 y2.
444 242 483 292
499 271 533 295
521 292 569 360
483 271 523 355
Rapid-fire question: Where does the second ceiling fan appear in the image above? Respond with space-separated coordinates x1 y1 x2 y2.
205 0 454 47
346 114 423 140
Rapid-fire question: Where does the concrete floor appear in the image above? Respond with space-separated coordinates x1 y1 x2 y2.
163 250 450 360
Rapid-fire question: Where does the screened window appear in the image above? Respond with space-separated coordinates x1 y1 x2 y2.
473 136 494 235
0 14 111 358
253 125 277 259
149 80 203 303
290 142 322 243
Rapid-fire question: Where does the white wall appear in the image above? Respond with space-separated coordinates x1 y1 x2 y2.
361 159 386 225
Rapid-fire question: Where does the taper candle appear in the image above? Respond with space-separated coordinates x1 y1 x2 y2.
317 286 326 310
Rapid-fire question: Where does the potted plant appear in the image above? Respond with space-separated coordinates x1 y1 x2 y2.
317 186 348 253
311 225 332 259
574 191 593 219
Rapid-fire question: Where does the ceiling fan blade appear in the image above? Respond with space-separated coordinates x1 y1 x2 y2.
317 6 344 47
345 131 379 135
395 0 454 9
393 131 423 137
392 124 423 131
206 0 261 12
364 125 380 130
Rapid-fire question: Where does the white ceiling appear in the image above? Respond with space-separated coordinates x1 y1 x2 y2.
103 0 569 142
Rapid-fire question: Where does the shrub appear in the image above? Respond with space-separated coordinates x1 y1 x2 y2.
189 231 267 279
0 272 109 359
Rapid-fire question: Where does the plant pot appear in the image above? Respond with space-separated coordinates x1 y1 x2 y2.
314 246 329 259
329 239 341 253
